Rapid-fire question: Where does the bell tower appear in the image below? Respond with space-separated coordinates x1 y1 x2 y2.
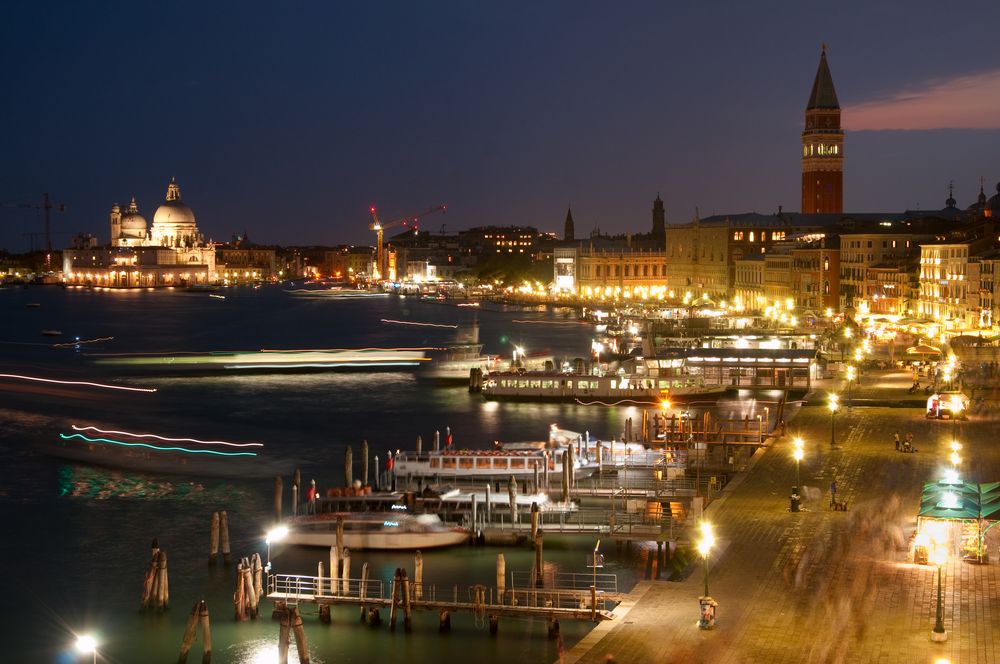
801 46 843 214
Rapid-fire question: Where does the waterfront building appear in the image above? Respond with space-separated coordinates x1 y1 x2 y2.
324 245 374 282
838 229 932 310
63 178 217 287
216 233 278 283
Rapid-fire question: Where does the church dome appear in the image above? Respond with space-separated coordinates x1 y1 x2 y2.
152 180 198 246
153 200 196 228
120 197 147 237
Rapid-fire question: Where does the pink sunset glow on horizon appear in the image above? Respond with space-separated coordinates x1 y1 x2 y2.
845 69 1000 131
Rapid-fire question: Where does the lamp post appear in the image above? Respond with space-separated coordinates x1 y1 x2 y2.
793 440 804 490
76 634 97 664
845 365 856 409
841 326 852 362
828 394 839 449
931 545 948 641
265 526 288 574
697 522 716 629
593 538 601 591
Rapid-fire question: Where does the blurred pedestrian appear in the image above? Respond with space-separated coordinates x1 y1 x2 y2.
894 431 901 451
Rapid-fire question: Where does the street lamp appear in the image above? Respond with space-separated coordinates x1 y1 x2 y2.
931 545 948 641
592 538 602 592
265 525 288 573
828 394 839 448
845 365 856 408
76 634 97 664
791 441 804 513
697 522 716 629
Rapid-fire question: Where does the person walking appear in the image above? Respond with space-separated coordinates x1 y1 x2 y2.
830 480 838 509
894 431 901 451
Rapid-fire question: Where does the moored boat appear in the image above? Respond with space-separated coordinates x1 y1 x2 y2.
478 371 727 403
283 512 468 550
393 427 599 482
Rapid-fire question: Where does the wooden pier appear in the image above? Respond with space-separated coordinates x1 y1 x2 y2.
267 571 620 624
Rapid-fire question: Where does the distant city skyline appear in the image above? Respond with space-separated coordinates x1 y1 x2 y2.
2 1 999 252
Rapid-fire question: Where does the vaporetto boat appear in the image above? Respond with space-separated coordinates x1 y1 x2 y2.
392 427 599 482
478 371 727 403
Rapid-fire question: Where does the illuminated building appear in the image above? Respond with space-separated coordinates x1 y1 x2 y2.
63 178 217 287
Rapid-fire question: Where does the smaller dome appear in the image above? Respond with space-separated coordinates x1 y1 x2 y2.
120 197 147 235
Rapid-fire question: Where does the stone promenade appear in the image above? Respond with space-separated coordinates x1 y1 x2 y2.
563 386 1000 664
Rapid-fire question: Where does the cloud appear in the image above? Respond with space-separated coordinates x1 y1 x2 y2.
844 69 1000 131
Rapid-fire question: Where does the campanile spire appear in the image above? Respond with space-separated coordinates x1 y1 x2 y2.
801 47 843 214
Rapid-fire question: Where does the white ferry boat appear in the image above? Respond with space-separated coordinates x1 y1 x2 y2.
392 427 598 481
479 371 726 403
283 513 468 550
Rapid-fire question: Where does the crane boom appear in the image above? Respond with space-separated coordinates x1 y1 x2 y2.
1 192 66 254
368 204 446 281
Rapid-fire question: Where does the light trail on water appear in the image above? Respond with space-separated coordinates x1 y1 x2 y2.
380 319 459 329
0 373 157 393
70 425 263 448
60 433 258 457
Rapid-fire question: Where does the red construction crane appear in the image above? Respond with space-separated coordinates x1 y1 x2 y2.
368 204 446 280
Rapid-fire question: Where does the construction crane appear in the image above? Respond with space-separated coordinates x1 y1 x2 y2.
368 204 446 281
2 192 66 254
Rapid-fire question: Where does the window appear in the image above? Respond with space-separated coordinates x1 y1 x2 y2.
734 231 744 241
749 232 755 243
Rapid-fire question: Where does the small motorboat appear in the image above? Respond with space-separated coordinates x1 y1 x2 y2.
41 330 63 336
282 512 468 550
26 303 41 308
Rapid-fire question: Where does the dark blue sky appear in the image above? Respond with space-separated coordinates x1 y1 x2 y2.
2 0 999 251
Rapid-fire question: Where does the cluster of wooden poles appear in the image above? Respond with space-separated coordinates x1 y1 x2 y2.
209 511 232 564
141 538 169 611
234 554 264 620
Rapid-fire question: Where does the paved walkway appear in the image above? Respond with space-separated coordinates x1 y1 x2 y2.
563 393 1000 664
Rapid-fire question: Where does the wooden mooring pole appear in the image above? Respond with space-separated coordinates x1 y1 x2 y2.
414 551 423 601
220 511 231 565
534 531 544 588
209 512 220 564
290 606 310 664
496 553 506 605
274 476 283 522
361 439 369 487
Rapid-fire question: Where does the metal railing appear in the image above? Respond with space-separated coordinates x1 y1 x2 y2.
510 570 618 594
268 574 384 601
484 507 682 537
267 573 618 614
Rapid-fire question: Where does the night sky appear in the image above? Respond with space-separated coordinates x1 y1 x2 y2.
3 1 999 252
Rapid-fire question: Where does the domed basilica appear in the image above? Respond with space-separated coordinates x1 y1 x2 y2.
63 178 217 288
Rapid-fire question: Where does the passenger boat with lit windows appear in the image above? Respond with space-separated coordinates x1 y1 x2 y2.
478 370 726 403
282 512 469 550
392 427 599 482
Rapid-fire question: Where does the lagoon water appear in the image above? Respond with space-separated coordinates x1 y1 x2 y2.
0 285 770 663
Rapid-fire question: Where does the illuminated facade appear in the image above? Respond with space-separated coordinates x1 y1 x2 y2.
63 179 217 287
918 243 971 325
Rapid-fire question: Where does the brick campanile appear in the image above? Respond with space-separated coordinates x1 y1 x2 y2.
801 46 843 214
